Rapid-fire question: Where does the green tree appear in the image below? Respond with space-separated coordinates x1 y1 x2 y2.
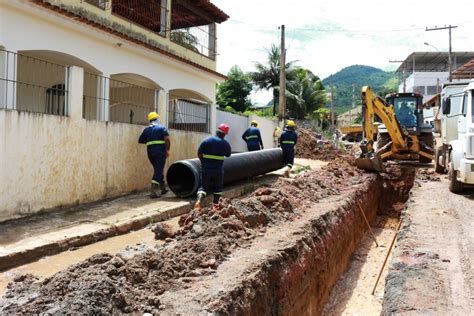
286 68 328 119
250 44 297 116
216 66 253 112
308 107 331 128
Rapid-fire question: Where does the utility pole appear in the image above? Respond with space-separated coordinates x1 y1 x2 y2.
426 25 458 82
350 83 355 125
330 78 334 130
278 25 286 124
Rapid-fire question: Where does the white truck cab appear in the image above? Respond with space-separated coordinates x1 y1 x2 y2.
438 80 474 192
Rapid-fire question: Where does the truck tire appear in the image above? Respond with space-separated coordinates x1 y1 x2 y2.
448 153 464 193
434 145 446 174
418 133 434 163
376 133 390 160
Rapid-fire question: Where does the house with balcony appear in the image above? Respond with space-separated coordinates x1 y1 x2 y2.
0 0 229 221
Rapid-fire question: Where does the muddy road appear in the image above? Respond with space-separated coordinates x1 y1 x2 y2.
384 169 474 314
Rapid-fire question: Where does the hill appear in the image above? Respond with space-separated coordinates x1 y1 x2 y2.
322 65 399 114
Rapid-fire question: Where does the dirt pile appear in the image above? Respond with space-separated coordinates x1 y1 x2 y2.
0 159 365 315
295 128 352 161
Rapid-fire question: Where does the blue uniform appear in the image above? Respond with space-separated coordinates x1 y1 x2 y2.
197 135 231 200
138 122 169 184
280 128 298 168
242 127 263 151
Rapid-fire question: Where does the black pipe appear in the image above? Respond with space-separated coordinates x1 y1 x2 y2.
166 148 285 197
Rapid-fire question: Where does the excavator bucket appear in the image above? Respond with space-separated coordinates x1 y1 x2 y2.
355 153 385 173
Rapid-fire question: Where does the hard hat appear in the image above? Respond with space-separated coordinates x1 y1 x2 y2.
217 123 230 135
251 120 259 127
147 112 160 121
286 120 296 127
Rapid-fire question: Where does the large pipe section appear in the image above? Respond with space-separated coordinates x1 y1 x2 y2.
166 148 285 197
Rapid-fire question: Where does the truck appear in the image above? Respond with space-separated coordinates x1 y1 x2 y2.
435 80 474 192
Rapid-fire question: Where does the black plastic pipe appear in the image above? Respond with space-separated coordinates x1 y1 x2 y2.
166 148 285 197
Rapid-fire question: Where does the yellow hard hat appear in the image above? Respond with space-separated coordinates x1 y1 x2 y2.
147 112 160 121
287 120 296 127
251 120 259 127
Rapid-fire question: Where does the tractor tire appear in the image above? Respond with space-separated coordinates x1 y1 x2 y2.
448 153 464 193
434 145 446 174
376 133 390 160
418 133 434 163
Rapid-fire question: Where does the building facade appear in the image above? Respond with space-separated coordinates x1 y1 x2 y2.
0 0 228 221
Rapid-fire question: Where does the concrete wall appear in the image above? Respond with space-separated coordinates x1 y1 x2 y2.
216 109 278 152
249 114 278 149
216 109 248 152
0 109 207 223
0 64 209 222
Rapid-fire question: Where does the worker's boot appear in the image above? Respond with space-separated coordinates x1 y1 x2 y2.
150 183 161 199
159 181 168 195
194 191 206 209
283 166 291 177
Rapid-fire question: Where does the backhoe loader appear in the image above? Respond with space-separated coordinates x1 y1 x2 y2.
356 86 434 172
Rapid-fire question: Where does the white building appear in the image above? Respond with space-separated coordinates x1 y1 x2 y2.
396 52 474 121
0 0 229 221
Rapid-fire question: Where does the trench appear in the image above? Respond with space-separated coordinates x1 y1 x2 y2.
0 163 416 314
322 165 415 315
190 165 416 315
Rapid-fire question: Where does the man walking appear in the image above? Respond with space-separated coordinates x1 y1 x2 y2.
194 124 232 209
242 120 263 151
279 120 298 177
139 112 170 198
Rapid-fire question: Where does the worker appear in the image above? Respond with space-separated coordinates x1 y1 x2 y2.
332 129 341 149
279 120 298 177
273 126 281 147
242 120 264 151
194 123 232 209
138 112 170 198
397 102 416 126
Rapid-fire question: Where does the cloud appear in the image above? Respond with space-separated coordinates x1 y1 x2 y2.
212 0 474 104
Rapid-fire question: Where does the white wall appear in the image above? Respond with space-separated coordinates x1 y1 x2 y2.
215 109 278 152
216 109 248 152
249 114 277 149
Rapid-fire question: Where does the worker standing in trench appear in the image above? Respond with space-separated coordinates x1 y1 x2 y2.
194 124 232 210
242 120 264 151
279 120 298 177
138 112 170 198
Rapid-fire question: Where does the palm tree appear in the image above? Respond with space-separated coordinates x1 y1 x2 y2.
286 68 328 119
250 44 297 116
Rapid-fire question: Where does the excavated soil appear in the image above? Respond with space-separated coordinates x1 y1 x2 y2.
295 128 352 161
0 157 366 314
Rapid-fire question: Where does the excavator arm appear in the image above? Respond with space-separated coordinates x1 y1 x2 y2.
361 86 406 147
357 86 408 172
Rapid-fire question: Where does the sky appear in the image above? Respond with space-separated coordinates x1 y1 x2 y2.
212 0 474 104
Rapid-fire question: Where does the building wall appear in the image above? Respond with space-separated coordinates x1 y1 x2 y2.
249 114 277 149
216 109 249 152
215 109 278 152
0 1 220 101
0 1 222 222
0 108 207 222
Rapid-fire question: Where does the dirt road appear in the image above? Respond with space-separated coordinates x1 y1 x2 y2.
384 170 474 314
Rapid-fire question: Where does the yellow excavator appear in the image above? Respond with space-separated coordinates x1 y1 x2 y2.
356 86 434 172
